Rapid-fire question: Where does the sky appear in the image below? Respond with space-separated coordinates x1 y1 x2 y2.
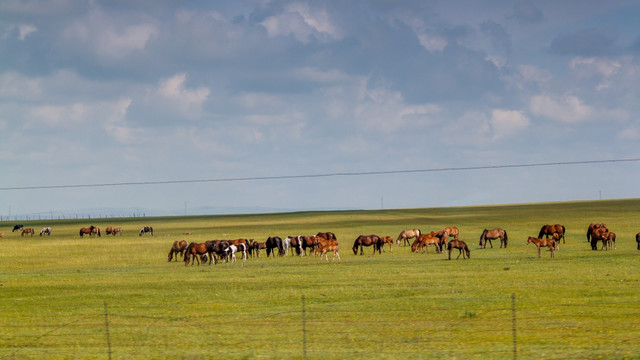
2 0 640 218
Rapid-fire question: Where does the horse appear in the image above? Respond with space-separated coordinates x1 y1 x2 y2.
224 243 247 263
527 237 556 258
250 241 266 257
168 240 188 261
396 229 421 246
316 232 337 241
589 227 609 250
139 226 153 236
413 234 441 254
265 236 283 257
183 242 214 265
352 235 381 255
286 236 303 256
538 224 565 244
447 240 470 260
92 227 101 237
604 232 616 251
105 227 123 236
316 242 340 261
443 227 460 241
479 228 508 248
586 223 608 242
380 236 394 253
12 224 24 232
40 227 52 236
299 235 318 256
79 226 95 237
21 228 35 237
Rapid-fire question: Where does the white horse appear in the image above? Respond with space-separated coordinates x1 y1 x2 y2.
283 237 292 256
224 244 247 263
40 227 52 236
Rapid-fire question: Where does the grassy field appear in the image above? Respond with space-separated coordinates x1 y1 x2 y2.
1 199 640 359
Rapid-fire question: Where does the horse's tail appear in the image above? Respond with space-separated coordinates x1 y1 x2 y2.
537 226 545 239
184 242 196 262
479 230 486 246
561 225 566 238
465 245 471 258
503 230 508 247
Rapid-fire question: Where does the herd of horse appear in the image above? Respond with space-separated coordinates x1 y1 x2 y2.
6 221 640 261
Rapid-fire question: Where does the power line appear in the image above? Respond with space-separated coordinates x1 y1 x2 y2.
1 158 639 191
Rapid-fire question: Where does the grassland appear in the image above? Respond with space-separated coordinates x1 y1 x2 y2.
1 199 640 359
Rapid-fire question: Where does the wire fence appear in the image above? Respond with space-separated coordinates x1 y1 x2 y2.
1 294 638 359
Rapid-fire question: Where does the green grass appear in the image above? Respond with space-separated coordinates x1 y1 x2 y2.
1 199 640 359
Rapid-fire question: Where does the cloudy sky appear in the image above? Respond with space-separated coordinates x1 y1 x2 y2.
2 0 640 217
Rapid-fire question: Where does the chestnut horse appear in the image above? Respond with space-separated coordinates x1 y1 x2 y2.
444 227 460 241
586 223 607 242
168 240 188 261
527 237 555 258
105 227 123 236
21 228 35 237
589 227 609 250
604 232 616 251
352 235 381 255
479 228 508 248
538 224 565 244
396 229 421 246
380 236 394 253
447 240 470 260
183 242 214 265
413 234 441 254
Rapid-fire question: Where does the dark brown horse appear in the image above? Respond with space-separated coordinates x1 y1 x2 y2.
299 235 318 256
396 229 421 246
183 242 214 265
479 228 508 248
586 223 607 242
21 228 34 237
590 227 609 250
168 240 188 261
352 235 381 255
265 236 283 257
447 240 470 260
527 237 555 258
538 224 565 244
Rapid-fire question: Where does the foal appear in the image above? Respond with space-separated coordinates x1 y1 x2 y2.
526 237 555 258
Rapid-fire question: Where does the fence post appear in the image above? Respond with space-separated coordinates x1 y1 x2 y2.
302 295 307 360
511 293 517 360
104 301 112 360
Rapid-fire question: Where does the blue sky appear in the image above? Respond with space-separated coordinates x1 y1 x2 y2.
2 0 640 217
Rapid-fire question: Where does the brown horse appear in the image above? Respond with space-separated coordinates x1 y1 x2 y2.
105 227 123 236
586 223 608 242
538 224 565 244
299 235 318 256
352 235 381 255
379 236 394 253
443 227 460 240
396 229 421 246
21 228 34 237
316 232 337 241
168 240 188 261
447 240 470 260
590 227 609 250
413 234 442 254
527 237 555 258
183 242 214 265
479 228 508 248
316 242 340 261
603 232 616 251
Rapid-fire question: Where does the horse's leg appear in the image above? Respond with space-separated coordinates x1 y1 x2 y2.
537 246 541 258
456 249 462 259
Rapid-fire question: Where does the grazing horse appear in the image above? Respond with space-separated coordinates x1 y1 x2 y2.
479 228 508 249
265 236 284 257
447 240 470 260
139 226 153 236
79 226 95 237
21 228 35 237
396 229 421 246
12 224 24 232
286 236 303 256
168 240 188 261
40 227 52 236
105 227 123 236
250 241 266 258
225 243 247 263
413 234 442 254
527 237 556 258
352 235 381 255
443 227 460 241
299 235 318 256
184 242 214 265
586 223 608 242
589 227 609 250
316 232 337 241
538 224 566 244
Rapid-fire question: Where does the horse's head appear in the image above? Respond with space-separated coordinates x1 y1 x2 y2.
526 237 535 245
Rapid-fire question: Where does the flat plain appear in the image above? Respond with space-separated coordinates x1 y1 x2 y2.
1 199 640 359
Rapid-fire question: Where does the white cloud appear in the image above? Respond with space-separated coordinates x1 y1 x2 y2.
530 94 594 123
261 2 341 43
27 103 87 128
518 65 552 85
154 73 210 113
0 71 42 98
570 57 621 90
490 109 530 139
417 33 447 52
18 24 37 40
